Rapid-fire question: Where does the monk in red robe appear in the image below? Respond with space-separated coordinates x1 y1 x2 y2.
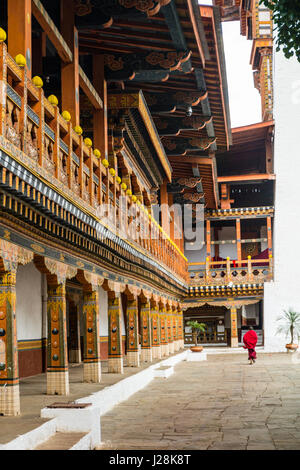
243 326 258 364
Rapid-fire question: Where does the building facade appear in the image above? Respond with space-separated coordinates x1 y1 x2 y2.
0 0 289 419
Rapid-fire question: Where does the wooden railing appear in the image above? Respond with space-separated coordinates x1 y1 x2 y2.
0 41 188 284
188 256 273 286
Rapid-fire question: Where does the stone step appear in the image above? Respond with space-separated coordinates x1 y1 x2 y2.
34 432 87 450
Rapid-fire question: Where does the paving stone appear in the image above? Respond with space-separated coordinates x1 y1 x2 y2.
100 353 300 451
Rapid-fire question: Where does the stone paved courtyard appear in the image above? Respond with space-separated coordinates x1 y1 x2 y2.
100 352 300 450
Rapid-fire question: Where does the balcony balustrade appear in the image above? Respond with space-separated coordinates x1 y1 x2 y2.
189 256 273 287
0 42 188 284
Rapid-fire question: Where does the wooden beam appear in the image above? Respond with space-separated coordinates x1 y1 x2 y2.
79 66 103 110
32 0 72 64
8 0 32 77
61 1 79 126
217 174 276 183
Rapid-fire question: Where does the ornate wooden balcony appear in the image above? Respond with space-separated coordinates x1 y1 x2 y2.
0 42 188 286
189 256 273 288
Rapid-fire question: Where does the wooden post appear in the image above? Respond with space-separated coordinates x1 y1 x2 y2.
108 293 124 374
160 180 169 236
61 1 80 126
46 280 69 395
83 289 101 383
140 300 152 363
230 306 238 348
206 219 211 260
160 305 168 357
8 0 32 77
267 216 272 257
0 271 20 415
236 218 242 267
93 55 108 161
126 297 140 367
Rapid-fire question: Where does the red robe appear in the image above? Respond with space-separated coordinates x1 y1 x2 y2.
243 330 258 360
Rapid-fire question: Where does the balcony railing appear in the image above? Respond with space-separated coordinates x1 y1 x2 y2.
0 42 188 284
189 256 273 286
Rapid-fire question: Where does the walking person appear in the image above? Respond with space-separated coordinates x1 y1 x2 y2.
243 326 258 365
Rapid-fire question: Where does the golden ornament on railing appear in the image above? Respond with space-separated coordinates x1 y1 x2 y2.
131 195 137 203
102 158 109 168
109 168 116 177
121 183 127 191
84 137 92 148
62 110 71 122
94 149 101 158
126 189 132 196
15 54 26 67
0 28 7 42
48 95 58 106
74 125 83 136
32 76 43 88
116 176 121 184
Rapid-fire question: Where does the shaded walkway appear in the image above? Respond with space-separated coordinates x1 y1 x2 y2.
100 353 300 450
0 355 173 445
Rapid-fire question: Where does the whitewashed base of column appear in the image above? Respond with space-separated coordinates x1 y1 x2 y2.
126 351 140 367
83 361 101 383
47 371 70 395
174 341 180 352
180 340 185 349
0 384 20 416
161 343 169 356
141 348 153 363
231 337 239 348
154 345 162 360
108 357 124 374
169 342 175 354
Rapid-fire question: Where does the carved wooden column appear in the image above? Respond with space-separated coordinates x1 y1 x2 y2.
140 291 153 363
77 271 104 383
47 278 69 395
230 306 239 348
178 310 184 350
173 307 180 352
126 286 141 367
167 303 174 355
160 302 168 357
0 271 20 415
104 281 125 374
151 298 161 360
34 257 77 395
0 241 33 415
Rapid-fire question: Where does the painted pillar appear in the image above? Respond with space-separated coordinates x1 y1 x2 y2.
167 306 174 354
140 301 152 363
108 294 123 373
174 310 180 351
178 311 184 349
47 280 69 395
160 306 168 357
126 298 140 367
0 271 20 416
83 289 101 382
151 303 161 360
230 307 239 348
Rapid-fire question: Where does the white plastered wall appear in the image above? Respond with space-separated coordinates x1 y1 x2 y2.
16 263 43 341
263 47 300 351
